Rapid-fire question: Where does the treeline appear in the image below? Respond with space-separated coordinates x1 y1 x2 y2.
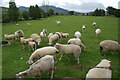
2 1 55 23
92 7 120 17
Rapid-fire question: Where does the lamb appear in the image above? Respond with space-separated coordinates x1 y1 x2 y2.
92 22 96 27
20 37 34 49
86 59 112 79
100 40 120 55
48 32 62 45
48 33 53 39
95 29 101 37
31 34 41 45
4 34 16 40
56 20 61 25
74 31 81 39
27 46 59 64
54 43 81 64
82 25 86 32
40 29 47 41
16 23 19 26
14 30 24 38
67 38 85 51
28 41 36 52
61 33 69 38
16 55 54 79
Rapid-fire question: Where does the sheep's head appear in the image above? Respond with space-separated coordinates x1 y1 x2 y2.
16 71 28 78
100 59 111 67
54 43 60 49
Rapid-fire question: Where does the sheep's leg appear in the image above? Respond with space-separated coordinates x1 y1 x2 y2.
59 54 63 61
77 57 80 64
51 70 54 79
23 45 25 49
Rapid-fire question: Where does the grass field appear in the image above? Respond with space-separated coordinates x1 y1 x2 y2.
2 16 119 78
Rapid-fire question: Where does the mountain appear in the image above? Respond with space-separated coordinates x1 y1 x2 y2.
18 5 69 14
40 5 69 14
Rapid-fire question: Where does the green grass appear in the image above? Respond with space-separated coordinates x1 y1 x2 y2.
2 16 119 78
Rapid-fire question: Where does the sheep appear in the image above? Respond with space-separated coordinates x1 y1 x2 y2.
67 38 85 51
100 40 120 55
54 43 81 64
4 34 16 40
61 33 69 38
27 23 30 26
27 46 59 64
56 20 61 25
20 37 34 49
95 29 101 37
40 29 47 41
14 30 24 38
48 33 53 39
0 41 11 46
16 23 19 26
74 31 81 39
27 41 36 52
48 32 62 45
16 55 54 79
82 25 86 32
31 34 41 45
86 59 112 79
92 22 96 27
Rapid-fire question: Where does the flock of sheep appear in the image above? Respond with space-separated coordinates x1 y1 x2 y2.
3 21 120 79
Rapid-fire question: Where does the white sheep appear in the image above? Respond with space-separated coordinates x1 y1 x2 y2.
4 34 16 40
40 29 47 41
16 55 54 79
82 25 86 32
74 31 81 39
27 23 30 26
14 30 24 38
28 41 36 52
54 43 81 64
27 46 59 64
86 59 112 79
95 29 101 37
48 33 53 39
48 32 62 45
56 20 61 25
92 22 96 27
16 23 19 26
61 33 69 38
100 40 120 55
67 38 85 51
31 34 41 45
20 37 33 49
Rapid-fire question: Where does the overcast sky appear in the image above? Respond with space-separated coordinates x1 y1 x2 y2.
1 0 120 12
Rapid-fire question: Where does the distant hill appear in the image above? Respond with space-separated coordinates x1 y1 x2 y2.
18 5 69 14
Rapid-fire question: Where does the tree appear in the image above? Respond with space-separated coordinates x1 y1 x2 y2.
106 6 117 15
92 8 105 16
8 1 19 22
69 11 74 15
113 9 120 17
22 10 29 20
55 12 59 16
48 9 55 16
2 13 10 23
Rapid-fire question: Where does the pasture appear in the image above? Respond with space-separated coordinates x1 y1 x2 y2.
2 16 119 78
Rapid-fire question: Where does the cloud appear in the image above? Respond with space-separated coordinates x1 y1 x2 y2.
56 2 105 12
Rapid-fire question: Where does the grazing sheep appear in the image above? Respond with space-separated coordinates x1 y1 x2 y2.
82 25 86 32
20 37 33 49
16 23 19 26
16 55 54 79
28 41 36 52
92 22 96 27
56 20 61 25
61 33 69 38
54 43 81 64
86 59 112 79
27 46 59 64
100 40 120 55
0 41 11 46
95 29 101 37
27 23 30 26
74 31 81 39
31 34 41 45
67 38 85 51
48 32 62 45
4 34 16 40
48 33 53 39
14 30 24 38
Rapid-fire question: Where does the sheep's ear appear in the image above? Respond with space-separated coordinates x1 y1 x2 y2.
108 61 111 63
